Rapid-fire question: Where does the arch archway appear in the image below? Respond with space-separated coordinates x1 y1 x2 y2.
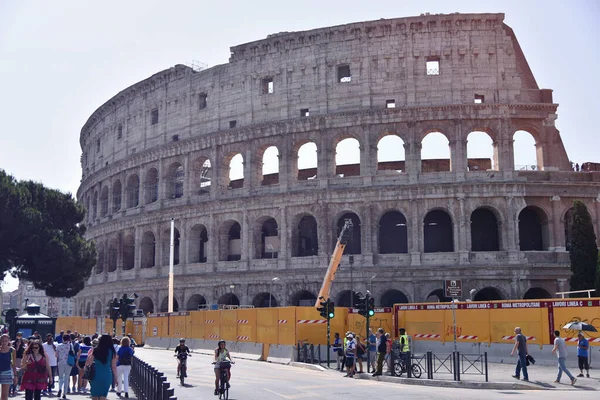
424 210 454 253
220 221 242 261
470 208 500 251
261 146 280 185
518 206 549 251
426 289 452 302
123 234 135 270
293 215 318 257
141 232 156 268
378 211 408 254
335 138 360 177
296 142 318 180
100 187 109 217
94 301 102 317
160 297 179 312
380 289 409 307
166 163 185 199
254 217 279 259
217 293 240 307
228 153 244 189
252 292 278 308
138 297 154 315
421 132 450 172
126 174 140 208
112 180 122 212
473 287 503 301
513 130 538 170
523 287 552 300
189 224 208 263
466 131 495 171
162 228 180 266
107 238 118 272
144 168 159 204
290 290 317 306
85 302 91 317
336 213 361 254
336 290 361 308
377 135 405 172
186 294 207 310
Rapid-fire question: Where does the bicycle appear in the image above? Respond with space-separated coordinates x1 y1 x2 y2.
212 360 233 399
175 353 191 386
393 354 422 378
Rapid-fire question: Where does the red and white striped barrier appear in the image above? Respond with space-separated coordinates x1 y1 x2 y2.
205 320 215 324
565 338 580 342
414 334 441 339
278 320 287 324
590 338 600 343
502 336 536 341
237 320 248 324
457 335 478 340
237 336 250 341
297 319 327 324
209 334 219 339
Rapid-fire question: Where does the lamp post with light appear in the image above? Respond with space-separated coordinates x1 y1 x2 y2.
269 277 280 307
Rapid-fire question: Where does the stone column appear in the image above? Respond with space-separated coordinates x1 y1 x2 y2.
134 228 142 278
550 196 563 251
456 195 469 264
210 145 219 200
498 118 515 171
449 139 468 174
209 214 217 271
278 206 288 261
183 152 191 200
361 202 373 266
279 138 290 191
241 210 250 270
244 148 253 196
408 141 422 184
505 196 520 264
318 204 330 258
317 132 330 187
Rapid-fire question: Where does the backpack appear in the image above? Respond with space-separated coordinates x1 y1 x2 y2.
119 348 132 366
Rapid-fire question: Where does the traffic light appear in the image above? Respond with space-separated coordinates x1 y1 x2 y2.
355 293 368 318
317 297 328 318
120 293 138 322
109 298 120 321
327 300 335 319
367 296 375 317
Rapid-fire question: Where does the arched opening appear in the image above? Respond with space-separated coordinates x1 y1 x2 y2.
160 297 179 312
192 157 212 196
335 138 360 177
261 146 279 185
336 213 361 254
95 243 104 274
254 217 278 259
217 293 240 307
107 238 118 272
378 211 408 254
473 287 503 301
141 232 156 269
336 290 361 308
564 208 574 251
426 289 452 302
470 208 500 251
162 228 180 266
228 153 244 189
100 187 109 217
466 131 495 171
186 294 207 310
513 130 538 170
112 180 122 212
290 290 317 307
293 215 318 257
297 142 318 180
518 206 549 251
144 168 159 204
523 287 552 300
85 303 91 317
380 289 409 307
94 301 102 317
138 297 154 315
421 132 450 172
123 234 135 270
92 191 98 220
188 224 208 263
220 221 242 261
167 163 184 199
377 135 406 173
252 292 278 308
424 210 454 253
126 174 140 208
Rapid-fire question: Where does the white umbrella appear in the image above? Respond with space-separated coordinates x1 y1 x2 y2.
562 322 598 332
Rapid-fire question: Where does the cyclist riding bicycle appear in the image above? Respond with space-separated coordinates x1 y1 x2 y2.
174 338 190 378
213 340 233 396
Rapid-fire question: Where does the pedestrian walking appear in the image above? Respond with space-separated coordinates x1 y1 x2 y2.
0 334 18 400
20 340 52 400
42 334 57 396
552 330 576 386
87 334 117 400
332 333 343 370
384 333 392 373
56 334 72 399
368 329 376 371
69 334 80 394
343 334 356 377
355 335 365 373
372 328 387 376
576 332 590 378
116 336 134 398
510 326 529 381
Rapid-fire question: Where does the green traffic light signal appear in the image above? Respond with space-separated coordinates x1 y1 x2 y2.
368 309 375 317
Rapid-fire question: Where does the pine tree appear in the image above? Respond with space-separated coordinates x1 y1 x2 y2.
568 200 598 296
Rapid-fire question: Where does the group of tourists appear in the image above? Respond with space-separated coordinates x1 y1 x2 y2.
0 330 135 400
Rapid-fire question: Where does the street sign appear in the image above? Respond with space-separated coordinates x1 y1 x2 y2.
444 279 462 298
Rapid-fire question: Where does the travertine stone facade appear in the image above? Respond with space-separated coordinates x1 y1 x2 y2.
75 13 600 316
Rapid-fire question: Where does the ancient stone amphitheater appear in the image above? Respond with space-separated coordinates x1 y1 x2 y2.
75 13 600 316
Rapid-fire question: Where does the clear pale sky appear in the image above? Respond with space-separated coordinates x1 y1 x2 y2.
1 1 599 291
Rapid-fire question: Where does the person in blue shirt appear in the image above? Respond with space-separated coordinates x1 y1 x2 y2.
576 332 590 378
332 333 342 370
368 329 376 371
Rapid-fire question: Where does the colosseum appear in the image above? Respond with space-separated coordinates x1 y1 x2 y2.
74 12 600 317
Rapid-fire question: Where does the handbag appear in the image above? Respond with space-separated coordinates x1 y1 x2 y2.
67 344 76 366
83 359 96 381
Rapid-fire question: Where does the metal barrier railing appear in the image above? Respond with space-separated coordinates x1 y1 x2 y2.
130 355 177 400
391 351 488 382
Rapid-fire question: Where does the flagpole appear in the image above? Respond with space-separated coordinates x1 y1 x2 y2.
168 218 174 313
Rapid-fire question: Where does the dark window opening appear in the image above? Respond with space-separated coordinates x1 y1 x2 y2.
96 139 101 153
294 215 318 257
470 208 500 251
473 287 503 301
518 207 546 251
386 99 396 108
217 293 240 307
423 210 454 253
189 226 208 264
141 232 156 268
336 290 360 308
258 218 279 259
252 293 277 308
523 287 552 300
186 295 207 311
229 120 237 129
262 77 274 94
380 290 409 307
300 108 309 117
336 213 361 255
199 93 207 109
227 222 242 261
426 57 440 75
290 290 317 307
378 211 408 254
338 65 351 82
172 135 179 142
117 124 123 139
474 94 484 104
426 289 452 303
151 109 159 125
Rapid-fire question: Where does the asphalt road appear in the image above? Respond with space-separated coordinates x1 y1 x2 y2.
134 348 600 400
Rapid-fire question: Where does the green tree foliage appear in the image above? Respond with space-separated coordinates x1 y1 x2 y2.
0 169 95 297
568 200 598 295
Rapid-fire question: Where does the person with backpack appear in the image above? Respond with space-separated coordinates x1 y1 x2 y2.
56 334 74 399
116 337 134 398
372 328 387 377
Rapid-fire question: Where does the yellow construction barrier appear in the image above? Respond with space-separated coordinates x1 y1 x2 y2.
237 308 257 342
204 310 220 340
190 310 206 339
276 307 296 345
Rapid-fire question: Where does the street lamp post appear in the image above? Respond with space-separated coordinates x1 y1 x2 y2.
370 274 377 295
269 277 280 307
229 284 235 307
